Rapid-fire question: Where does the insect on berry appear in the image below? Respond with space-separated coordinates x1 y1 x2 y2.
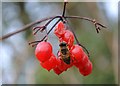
24 2 106 76
59 42 71 64
58 58 72 71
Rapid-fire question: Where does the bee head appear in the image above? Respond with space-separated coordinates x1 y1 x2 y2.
59 42 67 47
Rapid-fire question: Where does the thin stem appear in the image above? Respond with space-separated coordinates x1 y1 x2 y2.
29 41 41 47
65 16 96 22
44 27 48 42
0 16 56 40
33 26 44 35
65 16 107 33
62 2 67 17
29 41 41 44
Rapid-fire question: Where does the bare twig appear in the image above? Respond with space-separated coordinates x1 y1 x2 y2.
32 26 45 35
0 16 56 40
1 15 107 41
65 16 107 33
62 2 68 17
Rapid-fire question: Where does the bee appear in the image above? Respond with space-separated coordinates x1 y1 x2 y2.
59 42 71 64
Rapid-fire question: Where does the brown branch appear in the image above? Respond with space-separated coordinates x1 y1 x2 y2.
1 15 107 41
0 16 56 40
62 2 68 17
64 16 107 33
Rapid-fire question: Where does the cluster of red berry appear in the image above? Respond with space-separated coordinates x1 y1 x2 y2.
35 21 92 76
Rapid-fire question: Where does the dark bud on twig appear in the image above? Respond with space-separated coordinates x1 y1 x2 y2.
93 19 107 33
28 41 42 47
32 26 46 35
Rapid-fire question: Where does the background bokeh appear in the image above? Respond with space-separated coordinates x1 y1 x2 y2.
1 1 118 84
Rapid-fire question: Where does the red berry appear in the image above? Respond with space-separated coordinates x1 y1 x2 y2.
57 56 73 71
73 52 93 76
60 30 74 48
70 45 84 63
53 58 73 75
40 54 58 71
58 59 70 71
54 21 66 38
35 42 52 62
53 67 63 75
79 60 93 76
54 22 74 48
80 53 89 66
74 53 89 68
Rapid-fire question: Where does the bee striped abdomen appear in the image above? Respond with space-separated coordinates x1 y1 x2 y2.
59 42 71 64
61 48 68 55
62 56 70 64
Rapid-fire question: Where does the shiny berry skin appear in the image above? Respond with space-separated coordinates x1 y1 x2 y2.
70 45 84 63
40 54 58 71
60 30 74 48
35 42 52 62
79 60 93 76
57 58 72 71
73 52 93 76
53 67 63 75
74 53 89 68
54 21 66 38
80 53 89 66
54 22 74 48
53 58 73 75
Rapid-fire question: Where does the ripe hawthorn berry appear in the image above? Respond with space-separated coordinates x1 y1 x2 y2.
73 52 92 76
60 30 74 48
53 59 73 75
53 67 63 75
79 60 93 76
74 52 89 68
35 42 52 62
40 54 58 71
80 53 89 66
54 21 66 38
70 45 84 63
57 58 73 71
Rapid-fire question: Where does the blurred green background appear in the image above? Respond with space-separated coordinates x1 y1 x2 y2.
1 1 118 84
